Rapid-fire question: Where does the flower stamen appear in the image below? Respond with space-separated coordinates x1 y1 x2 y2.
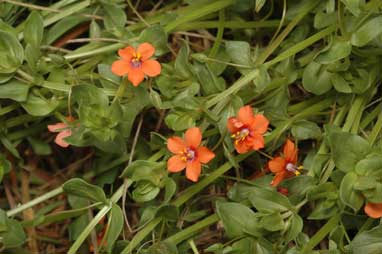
181 148 196 162
231 128 250 145
286 163 303 176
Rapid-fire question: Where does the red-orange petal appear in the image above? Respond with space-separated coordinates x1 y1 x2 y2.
268 157 286 173
186 161 201 182
55 129 71 148
197 146 215 164
128 68 145 86
284 139 298 164
48 122 67 133
250 114 269 134
227 117 243 133
235 141 250 154
271 171 287 187
167 136 185 154
249 134 265 151
185 127 202 149
237 105 254 126
111 60 130 76
118 46 135 61
141 59 161 77
137 42 155 61
364 202 382 219
167 155 186 172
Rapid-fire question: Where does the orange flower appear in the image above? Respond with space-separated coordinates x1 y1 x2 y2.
47 116 75 148
167 127 215 182
364 202 382 218
227 105 269 154
268 139 301 187
111 42 161 86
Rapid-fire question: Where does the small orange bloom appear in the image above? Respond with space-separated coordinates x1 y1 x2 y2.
111 42 161 86
167 127 215 182
47 116 75 148
364 202 382 218
268 139 301 187
227 105 269 154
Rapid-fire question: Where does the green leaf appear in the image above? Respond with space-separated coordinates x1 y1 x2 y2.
216 201 260 238
0 30 23 74
248 188 293 213
0 209 26 248
46 16 87 44
21 93 59 116
259 212 285 232
104 204 124 253
350 225 382 253
327 127 371 172
339 172 363 211
255 0 267 12
164 177 177 203
69 214 89 241
174 42 192 79
286 214 303 241
302 61 332 95
71 84 109 106
120 160 165 185
24 11 43 48
291 120 321 140
165 111 195 131
225 41 252 74
138 25 168 55
0 154 11 183
315 39 351 64
351 16 382 47
331 73 352 93
103 3 127 31
132 181 160 203
63 178 108 204
27 137 52 155
0 79 29 102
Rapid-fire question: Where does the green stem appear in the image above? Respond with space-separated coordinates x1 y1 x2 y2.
67 182 128 254
164 0 234 32
256 0 319 65
188 239 201 254
368 107 382 146
165 214 219 244
7 187 64 217
301 214 341 253
175 20 280 30
208 9 225 58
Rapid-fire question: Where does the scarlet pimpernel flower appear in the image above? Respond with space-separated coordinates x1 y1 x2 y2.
227 105 269 154
364 202 382 219
167 127 215 182
111 42 161 86
47 116 75 148
268 139 302 186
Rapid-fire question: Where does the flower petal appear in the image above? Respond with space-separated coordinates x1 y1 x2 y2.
250 114 269 134
249 133 265 150
185 127 202 148
271 171 287 187
142 60 161 77
137 42 155 61
167 136 186 154
167 155 186 172
111 60 130 76
186 161 201 182
283 139 298 164
48 122 67 133
268 157 286 173
364 202 382 219
197 146 215 164
55 129 71 148
237 105 254 126
227 117 244 133
118 46 135 61
128 68 145 86
235 141 250 154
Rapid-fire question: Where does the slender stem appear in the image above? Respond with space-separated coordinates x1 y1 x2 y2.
175 20 280 30
7 187 64 217
188 239 201 254
165 214 219 244
301 214 341 253
126 0 150 27
208 9 225 58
